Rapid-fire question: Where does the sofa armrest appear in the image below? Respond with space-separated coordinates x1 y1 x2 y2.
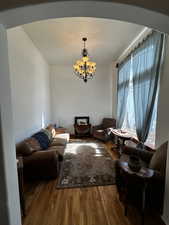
52 133 70 143
23 150 63 179
123 146 153 164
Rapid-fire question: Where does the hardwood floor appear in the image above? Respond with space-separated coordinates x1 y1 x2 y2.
23 141 165 225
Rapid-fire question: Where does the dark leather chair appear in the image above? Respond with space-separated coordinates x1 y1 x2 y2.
92 118 116 142
74 116 91 137
115 141 168 215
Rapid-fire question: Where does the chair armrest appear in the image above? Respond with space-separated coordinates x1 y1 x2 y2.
123 146 153 164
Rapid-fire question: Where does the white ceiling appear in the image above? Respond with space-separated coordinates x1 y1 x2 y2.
23 17 145 65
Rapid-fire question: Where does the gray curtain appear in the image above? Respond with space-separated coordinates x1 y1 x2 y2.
132 32 165 145
117 57 131 128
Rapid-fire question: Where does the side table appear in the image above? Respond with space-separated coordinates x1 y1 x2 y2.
55 127 68 134
118 161 154 225
110 129 132 154
17 157 26 217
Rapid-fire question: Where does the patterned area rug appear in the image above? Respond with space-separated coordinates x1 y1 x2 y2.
57 139 116 189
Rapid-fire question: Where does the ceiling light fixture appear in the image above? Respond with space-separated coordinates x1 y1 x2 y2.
73 37 96 83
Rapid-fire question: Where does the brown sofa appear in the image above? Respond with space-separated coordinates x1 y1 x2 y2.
16 125 69 180
115 141 168 213
92 118 116 142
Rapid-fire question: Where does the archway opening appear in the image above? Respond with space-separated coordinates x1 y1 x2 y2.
0 1 169 225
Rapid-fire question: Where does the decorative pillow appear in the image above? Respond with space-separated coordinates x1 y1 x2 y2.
33 131 50 150
42 129 52 142
46 124 56 138
149 141 168 177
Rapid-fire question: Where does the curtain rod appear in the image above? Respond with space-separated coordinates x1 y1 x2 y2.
116 30 154 68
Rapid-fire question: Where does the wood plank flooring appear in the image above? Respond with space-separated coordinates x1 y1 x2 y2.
23 141 165 225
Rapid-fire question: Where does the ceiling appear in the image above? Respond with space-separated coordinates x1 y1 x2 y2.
23 17 144 65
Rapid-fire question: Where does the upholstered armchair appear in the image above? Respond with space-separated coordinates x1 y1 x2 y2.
92 118 116 142
74 116 91 137
115 141 168 214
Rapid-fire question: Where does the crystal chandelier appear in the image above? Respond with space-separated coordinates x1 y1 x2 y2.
73 37 96 83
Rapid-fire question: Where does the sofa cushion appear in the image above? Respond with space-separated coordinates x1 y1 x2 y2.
33 131 50 150
149 141 168 177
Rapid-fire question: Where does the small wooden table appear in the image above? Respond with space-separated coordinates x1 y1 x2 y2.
119 161 154 178
110 129 132 154
119 161 154 225
55 127 68 134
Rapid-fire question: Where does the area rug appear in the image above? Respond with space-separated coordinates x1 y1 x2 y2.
57 139 116 189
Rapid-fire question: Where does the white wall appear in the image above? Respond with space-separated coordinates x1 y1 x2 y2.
0 24 21 225
7 27 51 142
159 36 169 225
50 64 113 133
164 140 169 225
156 36 169 147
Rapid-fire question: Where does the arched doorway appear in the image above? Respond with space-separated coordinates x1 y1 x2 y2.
0 1 169 32
0 1 169 225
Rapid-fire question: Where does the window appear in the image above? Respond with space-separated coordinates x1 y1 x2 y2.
122 63 159 149
119 32 164 149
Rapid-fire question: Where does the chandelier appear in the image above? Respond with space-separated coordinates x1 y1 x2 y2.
73 37 96 83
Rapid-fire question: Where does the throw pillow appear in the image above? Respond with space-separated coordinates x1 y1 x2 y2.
149 141 168 177
42 129 52 142
33 131 50 150
46 124 56 138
